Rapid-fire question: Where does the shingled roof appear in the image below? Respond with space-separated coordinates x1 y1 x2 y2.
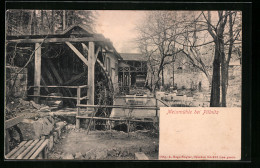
119 53 147 61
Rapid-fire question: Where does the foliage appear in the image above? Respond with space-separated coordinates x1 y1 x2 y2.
6 10 97 35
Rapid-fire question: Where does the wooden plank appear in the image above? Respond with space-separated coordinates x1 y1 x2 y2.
135 152 149 160
29 139 49 159
5 141 27 158
65 41 88 66
10 140 34 159
17 139 40 159
34 43 41 103
5 113 38 129
7 37 109 44
23 138 45 159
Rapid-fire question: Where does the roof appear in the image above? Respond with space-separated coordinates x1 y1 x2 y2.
119 53 147 61
6 24 122 60
6 24 96 39
62 24 94 35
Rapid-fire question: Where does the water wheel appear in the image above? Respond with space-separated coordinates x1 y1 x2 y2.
94 59 114 118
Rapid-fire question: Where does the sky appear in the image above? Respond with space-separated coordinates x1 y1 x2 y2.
95 10 146 54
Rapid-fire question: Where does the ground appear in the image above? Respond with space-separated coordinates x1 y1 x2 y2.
48 128 159 160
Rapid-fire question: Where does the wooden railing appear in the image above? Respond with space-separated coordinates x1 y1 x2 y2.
27 85 88 101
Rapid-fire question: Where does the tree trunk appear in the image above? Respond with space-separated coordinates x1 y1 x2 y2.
41 10 44 34
51 10 55 33
33 10 37 35
221 63 228 107
162 66 164 87
150 72 153 89
220 36 228 107
63 10 66 31
28 11 34 35
19 11 23 33
172 61 174 87
210 43 221 107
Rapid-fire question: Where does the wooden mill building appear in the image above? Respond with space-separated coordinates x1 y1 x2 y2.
6 24 122 124
118 53 147 94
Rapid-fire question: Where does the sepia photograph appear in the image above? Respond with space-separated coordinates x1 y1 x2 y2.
5 9 242 160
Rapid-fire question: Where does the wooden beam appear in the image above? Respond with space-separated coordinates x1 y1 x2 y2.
27 95 80 100
29 85 87 89
76 87 81 129
65 42 88 66
81 43 89 51
88 42 95 107
46 59 63 84
75 116 158 123
7 37 109 44
95 46 101 62
34 43 41 103
46 59 75 107
42 63 54 84
40 77 49 93
5 113 38 129
77 104 158 110
64 71 88 85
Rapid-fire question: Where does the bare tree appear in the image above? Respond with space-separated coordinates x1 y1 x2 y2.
136 11 241 107
200 11 241 107
136 11 182 92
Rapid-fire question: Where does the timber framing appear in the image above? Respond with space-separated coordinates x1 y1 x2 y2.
6 37 109 44
65 41 88 65
6 24 124 130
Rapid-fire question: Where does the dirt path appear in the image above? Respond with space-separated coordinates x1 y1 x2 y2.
48 128 159 160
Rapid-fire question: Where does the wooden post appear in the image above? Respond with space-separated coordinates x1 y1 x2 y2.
88 42 95 110
155 99 158 117
76 87 81 129
127 120 130 137
34 43 41 103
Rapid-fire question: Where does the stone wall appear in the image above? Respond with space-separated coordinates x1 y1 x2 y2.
164 70 210 91
6 66 28 98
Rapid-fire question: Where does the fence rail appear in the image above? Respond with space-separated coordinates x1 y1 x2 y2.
27 85 88 101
